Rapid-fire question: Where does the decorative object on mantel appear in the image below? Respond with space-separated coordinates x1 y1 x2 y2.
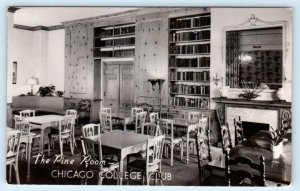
212 73 223 86
36 85 55 97
275 87 286 101
219 86 230 98
239 81 267 100
55 91 64 97
26 76 39 95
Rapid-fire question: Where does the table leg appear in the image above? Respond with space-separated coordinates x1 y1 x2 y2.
40 129 44 154
186 132 189 164
119 154 124 185
27 141 32 182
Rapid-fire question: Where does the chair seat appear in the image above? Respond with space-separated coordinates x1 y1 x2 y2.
128 149 154 159
164 137 182 145
182 136 196 143
127 159 159 172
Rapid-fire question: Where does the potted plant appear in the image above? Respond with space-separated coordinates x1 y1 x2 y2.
36 85 55 97
270 121 291 158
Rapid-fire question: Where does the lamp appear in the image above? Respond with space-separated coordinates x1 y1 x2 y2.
26 76 39 95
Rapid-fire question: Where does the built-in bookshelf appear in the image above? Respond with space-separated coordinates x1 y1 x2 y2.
168 13 211 109
93 23 135 58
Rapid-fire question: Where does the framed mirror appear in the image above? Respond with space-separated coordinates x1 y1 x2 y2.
223 14 287 91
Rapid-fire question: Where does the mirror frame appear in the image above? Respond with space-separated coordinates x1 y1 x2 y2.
222 14 288 93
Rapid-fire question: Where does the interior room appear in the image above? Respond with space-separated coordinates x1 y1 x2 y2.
6 7 292 186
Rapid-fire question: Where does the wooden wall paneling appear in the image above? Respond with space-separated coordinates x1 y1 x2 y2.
64 30 72 98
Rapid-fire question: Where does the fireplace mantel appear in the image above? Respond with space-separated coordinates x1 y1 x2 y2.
213 98 291 109
213 98 292 146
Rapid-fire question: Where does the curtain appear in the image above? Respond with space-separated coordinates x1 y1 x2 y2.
226 32 240 88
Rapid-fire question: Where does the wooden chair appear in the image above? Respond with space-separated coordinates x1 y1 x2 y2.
195 117 212 184
188 111 203 124
81 136 119 185
149 112 159 124
135 111 147 133
99 112 112 133
221 123 233 153
82 124 101 138
66 109 78 147
19 110 35 118
48 116 75 156
127 122 161 164
127 135 165 185
131 107 143 117
6 130 22 184
158 118 183 166
234 116 244 145
225 150 265 186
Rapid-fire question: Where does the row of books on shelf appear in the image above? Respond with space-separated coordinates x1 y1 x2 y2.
170 84 210 95
169 71 210 81
94 26 135 38
170 30 210 42
169 44 210 54
95 37 135 47
169 97 209 109
94 49 134 58
169 57 210 68
170 15 211 29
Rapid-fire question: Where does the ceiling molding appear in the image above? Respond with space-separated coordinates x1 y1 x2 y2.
14 24 64 31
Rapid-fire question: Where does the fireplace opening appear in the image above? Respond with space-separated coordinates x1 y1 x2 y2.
242 121 269 138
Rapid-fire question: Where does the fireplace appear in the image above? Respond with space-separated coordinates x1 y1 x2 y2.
242 121 269 139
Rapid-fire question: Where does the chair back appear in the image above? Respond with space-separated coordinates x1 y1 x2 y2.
225 150 265 186
20 110 35 118
234 116 244 145
59 116 74 135
99 112 112 132
141 122 161 136
158 119 174 141
6 130 21 161
82 124 101 137
188 111 203 124
149 112 159 124
101 107 111 115
221 123 233 153
131 107 143 117
66 109 77 118
146 135 165 169
14 115 24 129
80 136 104 170
135 111 147 133
15 120 31 136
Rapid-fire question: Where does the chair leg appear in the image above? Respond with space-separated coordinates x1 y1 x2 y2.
98 176 104 185
170 145 174 166
9 164 12 182
13 163 20 184
70 137 74 156
180 142 183 161
59 138 63 156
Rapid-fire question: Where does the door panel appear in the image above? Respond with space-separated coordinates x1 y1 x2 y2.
119 64 134 118
103 64 120 117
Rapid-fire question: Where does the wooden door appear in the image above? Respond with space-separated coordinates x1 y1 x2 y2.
103 62 134 117
119 64 134 118
103 64 120 117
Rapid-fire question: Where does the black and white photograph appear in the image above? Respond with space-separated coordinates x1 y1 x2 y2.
5 7 292 186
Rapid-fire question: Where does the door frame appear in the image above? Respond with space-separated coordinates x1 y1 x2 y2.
100 58 135 116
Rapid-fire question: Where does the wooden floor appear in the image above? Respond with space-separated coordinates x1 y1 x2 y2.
6 138 226 186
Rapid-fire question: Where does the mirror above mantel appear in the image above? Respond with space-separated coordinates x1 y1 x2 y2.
223 14 288 95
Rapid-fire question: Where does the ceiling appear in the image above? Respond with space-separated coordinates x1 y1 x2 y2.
14 7 140 27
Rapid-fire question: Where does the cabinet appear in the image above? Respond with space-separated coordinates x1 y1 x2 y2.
168 13 211 109
93 23 135 58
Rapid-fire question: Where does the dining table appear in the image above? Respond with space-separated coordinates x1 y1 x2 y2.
84 130 151 185
24 114 65 154
7 127 33 182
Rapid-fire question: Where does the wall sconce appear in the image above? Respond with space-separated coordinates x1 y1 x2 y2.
148 79 165 91
26 76 39 95
212 73 223 86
